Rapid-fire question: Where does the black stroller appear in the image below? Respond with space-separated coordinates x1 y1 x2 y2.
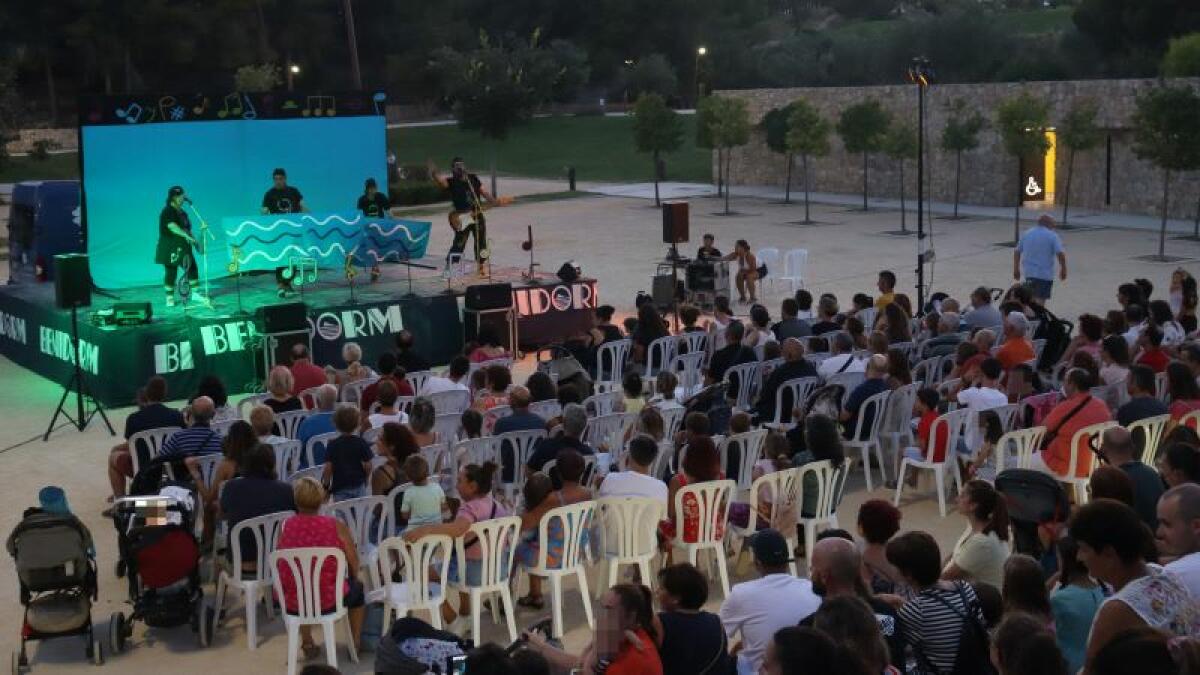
6 507 102 671
995 469 1070 563
108 489 212 654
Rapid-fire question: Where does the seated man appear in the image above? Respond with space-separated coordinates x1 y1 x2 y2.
1100 426 1163 529
1116 365 1169 428
1157 484 1200 598
493 386 545 435
706 321 756 385
754 338 817 423
394 329 431 374
840 355 890 440
1029 368 1111 479
106 376 186 504
288 343 327 395
297 384 339 448
995 311 1035 371
919 313 963 360
597 434 668 500
962 286 1003 332
771 298 811 342
526 403 594 487
157 396 224 461
817 332 865 379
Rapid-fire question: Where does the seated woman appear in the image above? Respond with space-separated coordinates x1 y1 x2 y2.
1099 335 1132 387
743 304 774 352
370 422 419 497
631 302 669 366
661 436 724 552
857 499 907 597
1167 361 1200 427
365 380 408 429
1059 313 1104 366
192 374 233 420
514 450 592 608
220 442 296 570
793 414 845 517
263 365 302 414
329 341 375 387
525 584 663 674
474 365 511 416
468 324 510 363
652 563 733 675
275 477 365 658
942 480 1010 589
402 462 510 628
407 397 438 448
524 371 558 407
189 420 257 542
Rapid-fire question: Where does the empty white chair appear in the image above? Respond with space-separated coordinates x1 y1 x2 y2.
339 377 378 406
428 389 472 416
323 496 389 562
719 429 769 492
993 426 1047 473
595 497 665 596
595 339 632 393
583 413 631 453
880 383 919 473
270 438 302 478
270 547 360 674
583 390 623 417
843 390 892 491
455 437 502 469
912 355 951 389
645 335 678 382
724 362 760 411
771 377 819 427
517 501 596 638
678 331 710 361
298 386 325 411
214 509 294 650
659 406 687 439
778 248 808 292
729 468 802 576
275 410 311 440
496 430 547 501
893 408 970 516
434 413 463 446
796 460 850 573
671 352 705 399
368 534 453 632
405 370 434 395
452 516 521 646
128 426 182 480
1128 414 1171 464
755 247 781 292
671 480 736 598
1060 421 1119 504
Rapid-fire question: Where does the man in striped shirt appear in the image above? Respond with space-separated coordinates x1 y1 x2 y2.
158 396 223 461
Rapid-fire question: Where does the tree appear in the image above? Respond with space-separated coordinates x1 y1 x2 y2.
884 121 918 234
940 98 986 219
631 93 684 206
786 99 831 225
696 96 722 196
623 54 679 100
1057 98 1103 227
836 100 892 210
234 64 282 92
1162 33 1200 76
995 92 1052 244
709 96 752 215
760 106 795 203
1131 85 1200 259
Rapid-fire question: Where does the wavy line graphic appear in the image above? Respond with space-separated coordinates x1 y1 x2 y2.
369 222 428 239
224 213 364 238
229 226 364 248
240 242 429 266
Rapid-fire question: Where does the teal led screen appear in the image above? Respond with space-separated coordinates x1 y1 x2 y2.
81 114 386 289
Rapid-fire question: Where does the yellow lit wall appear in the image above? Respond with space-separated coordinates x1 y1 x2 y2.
1045 129 1057 202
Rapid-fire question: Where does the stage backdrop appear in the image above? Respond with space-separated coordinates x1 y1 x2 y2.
79 92 387 289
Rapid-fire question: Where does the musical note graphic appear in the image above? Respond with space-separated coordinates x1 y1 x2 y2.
158 96 177 121
216 93 243 119
170 106 186 121
227 246 242 274
115 102 145 124
240 94 257 120
192 96 210 115
286 257 319 286
372 91 387 116
301 95 336 117
282 99 298 111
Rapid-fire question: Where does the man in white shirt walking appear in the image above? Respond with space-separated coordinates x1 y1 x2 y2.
720 529 821 674
1157 483 1200 598
597 434 668 501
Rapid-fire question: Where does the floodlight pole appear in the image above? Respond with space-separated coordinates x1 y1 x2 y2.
909 57 932 314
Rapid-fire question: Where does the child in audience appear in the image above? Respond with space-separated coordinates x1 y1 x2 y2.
650 371 684 411
323 406 373 501
620 372 645 414
753 432 792 524
902 388 946 486
460 409 483 440
398 455 446 527
965 410 1005 481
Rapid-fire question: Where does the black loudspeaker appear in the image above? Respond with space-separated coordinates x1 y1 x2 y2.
652 274 683 311
258 302 308 333
662 201 689 245
54 253 92 309
463 311 515 352
465 283 514 311
113 302 152 326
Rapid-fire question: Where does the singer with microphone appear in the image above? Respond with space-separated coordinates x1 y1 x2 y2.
155 185 205 307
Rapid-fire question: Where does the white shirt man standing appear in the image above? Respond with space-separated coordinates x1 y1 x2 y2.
720 528 821 674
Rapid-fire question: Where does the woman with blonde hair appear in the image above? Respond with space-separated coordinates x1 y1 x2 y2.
329 341 375 386
264 365 302 414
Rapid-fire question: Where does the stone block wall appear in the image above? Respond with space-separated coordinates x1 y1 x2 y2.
715 78 1200 220
4 128 78 154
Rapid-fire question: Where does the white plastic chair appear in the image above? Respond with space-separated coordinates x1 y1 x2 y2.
671 352 705 399
367 534 453 632
405 371 434 395
718 429 768 492
339 377 379 406
645 335 679 382
595 339 632 393
529 400 562 421
1128 414 1171 464
912 355 952 389
843 390 892 491
881 383 919 473
771 377 819 427
455 437 502 469
993 426 1047 473
211 417 239 437
825 371 866 406
678 332 710 361
893 408 970 516
214 509 294 650
779 248 808 292
518 501 597 638
496 430 547 501
729 468 802 576
434 412 464 446
128 426 182 481
724 362 760 411
237 393 270 419
287 466 324 486
797 460 850 573
270 438 302 478
659 406 687 439
270 547 360 674
671 479 736 598
484 405 513 430
583 413 632 453
588 391 626 419
453 516 521 646
428 389 472 416
755 247 781 292
298 386 324 411
595 497 665 596
1061 420 1119 504
1155 372 1170 403
275 410 311 440
323 495 389 562
992 403 1021 432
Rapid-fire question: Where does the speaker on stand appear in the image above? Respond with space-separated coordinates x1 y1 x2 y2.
463 283 518 354
660 201 690 331
255 302 311 380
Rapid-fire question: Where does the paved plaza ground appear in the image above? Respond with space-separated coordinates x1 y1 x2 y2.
1 179 1197 672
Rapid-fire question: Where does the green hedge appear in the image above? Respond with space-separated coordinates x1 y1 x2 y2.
389 182 448 206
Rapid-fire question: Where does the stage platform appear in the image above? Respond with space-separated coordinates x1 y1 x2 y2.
0 261 599 407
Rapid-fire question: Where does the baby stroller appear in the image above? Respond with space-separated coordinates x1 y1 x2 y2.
995 469 1070 563
6 507 102 671
108 492 212 654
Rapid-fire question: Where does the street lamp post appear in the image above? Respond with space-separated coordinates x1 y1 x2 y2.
287 63 301 92
694 46 707 106
907 56 933 313
343 0 363 89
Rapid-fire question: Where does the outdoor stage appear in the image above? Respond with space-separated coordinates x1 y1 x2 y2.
0 262 599 408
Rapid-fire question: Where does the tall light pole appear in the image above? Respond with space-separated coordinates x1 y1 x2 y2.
342 0 363 89
694 46 707 106
907 56 933 314
287 63 301 92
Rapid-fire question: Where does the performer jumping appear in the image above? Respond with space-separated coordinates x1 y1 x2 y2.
155 186 205 307
427 157 510 276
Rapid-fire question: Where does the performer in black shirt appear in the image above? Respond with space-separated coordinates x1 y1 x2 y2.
428 157 509 275
155 186 203 307
261 167 306 215
697 233 723 259
356 178 391 217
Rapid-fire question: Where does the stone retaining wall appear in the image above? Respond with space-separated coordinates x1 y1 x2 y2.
4 128 78 154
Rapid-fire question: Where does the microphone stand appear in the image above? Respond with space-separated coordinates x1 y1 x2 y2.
187 201 217 309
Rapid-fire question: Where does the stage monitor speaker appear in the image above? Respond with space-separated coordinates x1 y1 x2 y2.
256 330 311 379
465 283 514 311
113 302 152 326
662 201 689 245
54 253 91 309
463 311 515 353
258 302 308 333
652 274 683 312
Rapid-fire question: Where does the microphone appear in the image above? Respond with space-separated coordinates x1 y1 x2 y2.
183 196 193 205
